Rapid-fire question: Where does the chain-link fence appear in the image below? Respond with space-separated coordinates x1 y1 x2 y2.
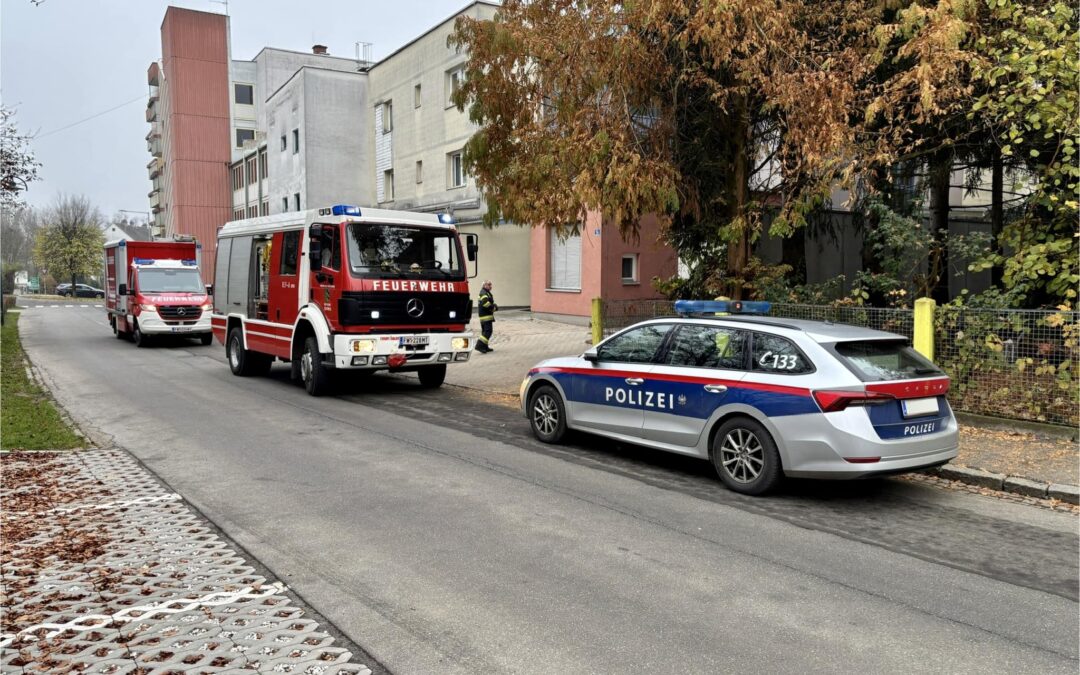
597 299 1078 427
935 306 1078 426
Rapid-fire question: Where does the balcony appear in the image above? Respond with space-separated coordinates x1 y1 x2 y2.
147 61 161 87
146 97 158 123
147 135 162 157
149 191 160 209
147 157 162 179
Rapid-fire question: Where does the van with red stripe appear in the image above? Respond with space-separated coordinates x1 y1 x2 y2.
520 300 958 495
213 204 477 395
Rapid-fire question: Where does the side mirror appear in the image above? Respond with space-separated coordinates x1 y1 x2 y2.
583 349 598 363
309 224 323 272
205 284 214 296
465 233 478 262
118 284 128 296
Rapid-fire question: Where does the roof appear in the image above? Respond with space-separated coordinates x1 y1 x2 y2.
633 315 908 343
105 222 153 242
218 206 457 238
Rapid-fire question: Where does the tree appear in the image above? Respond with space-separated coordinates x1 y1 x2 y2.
1 205 40 269
451 0 874 298
33 195 105 291
1 105 41 210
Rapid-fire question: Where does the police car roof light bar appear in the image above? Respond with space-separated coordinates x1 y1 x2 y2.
674 300 772 316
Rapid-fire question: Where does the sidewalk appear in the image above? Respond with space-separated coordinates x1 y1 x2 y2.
450 311 1079 503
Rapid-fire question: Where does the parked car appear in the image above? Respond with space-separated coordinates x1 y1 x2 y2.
519 300 958 495
70 284 105 298
55 283 72 296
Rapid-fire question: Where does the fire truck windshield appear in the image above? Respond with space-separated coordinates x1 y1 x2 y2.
346 223 464 279
137 268 205 294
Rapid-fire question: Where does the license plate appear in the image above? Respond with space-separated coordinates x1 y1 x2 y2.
170 326 193 333
902 397 939 418
398 336 429 347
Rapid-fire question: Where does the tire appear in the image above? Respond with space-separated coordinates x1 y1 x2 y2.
417 364 446 388
300 336 333 396
199 333 213 346
528 384 567 443
711 417 783 495
132 321 150 348
96 292 104 299
227 327 271 376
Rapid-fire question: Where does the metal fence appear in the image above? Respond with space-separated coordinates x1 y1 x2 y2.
597 299 1078 427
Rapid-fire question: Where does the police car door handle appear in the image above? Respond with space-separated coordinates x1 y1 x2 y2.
625 378 644 386
704 384 728 394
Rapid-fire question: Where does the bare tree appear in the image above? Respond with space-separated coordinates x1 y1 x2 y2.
1 205 41 268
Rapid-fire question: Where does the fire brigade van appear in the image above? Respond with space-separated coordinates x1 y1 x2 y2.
104 238 213 348
212 204 478 395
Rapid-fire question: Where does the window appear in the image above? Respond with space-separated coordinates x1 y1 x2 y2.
213 238 231 312
232 209 243 221
279 231 301 275
293 193 301 211
381 101 393 133
598 324 672 364
666 325 747 370
621 254 638 283
414 83 422 108
280 134 287 151
236 128 255 148
752 334 814 374
258 149 267 179
382 170 394 201
834 340 941 381
446 66 465 106
234 84 254 105
260 201 269 216
347 223 464 277
292 129 299 153
448 151 465 188
548 228 581 290
231 165 243 191
247 206 257 218
246 157 257 186
282 197 289 212
320 226 340 270
416 160 423 184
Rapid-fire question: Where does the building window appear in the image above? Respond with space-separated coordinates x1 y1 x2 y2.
416 160 423 184
549 228 582 291
280 230 300 275
292 129 300 154
246 157 257 186
236 128 255 148
448 151 465 188
260 201 269 216
259 149 267 179
382 170 394 202
282 197 289 212
280 134 287 152
445 66 465 107
414 84 422 108
247 205 257 218
294 193 301 211
234 84 254 105
233 209 243 221
621 254 639 283
381 101 393 133
231 165 243 191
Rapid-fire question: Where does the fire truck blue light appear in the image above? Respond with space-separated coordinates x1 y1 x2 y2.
330 204 362 216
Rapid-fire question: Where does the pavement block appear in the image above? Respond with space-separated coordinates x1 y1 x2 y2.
935 465 1004 490
1002 476 1049 499
1047 483 1080 505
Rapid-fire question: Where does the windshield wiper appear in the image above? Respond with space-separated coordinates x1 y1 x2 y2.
913 367 941 374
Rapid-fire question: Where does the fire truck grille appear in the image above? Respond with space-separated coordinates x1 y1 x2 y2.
157 305 203 321
339 291 471 327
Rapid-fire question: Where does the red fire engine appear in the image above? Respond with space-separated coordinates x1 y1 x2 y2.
212 204 478 395
104 238 213 347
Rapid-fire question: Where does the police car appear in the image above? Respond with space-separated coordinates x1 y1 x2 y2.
520 300 958 495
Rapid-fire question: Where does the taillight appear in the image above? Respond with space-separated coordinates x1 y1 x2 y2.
813 389 894 413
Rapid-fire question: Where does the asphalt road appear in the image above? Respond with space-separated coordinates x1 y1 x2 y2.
15 304 1080 674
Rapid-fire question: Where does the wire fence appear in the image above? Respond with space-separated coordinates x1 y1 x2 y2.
597 299 1078 427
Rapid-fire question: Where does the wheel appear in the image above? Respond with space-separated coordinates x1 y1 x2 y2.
711 417 783 495
96 292 104 299
199 333 213 346
528 384 567 443
227 327 271 376
132 321 150 348
417 364 447 388
300 336 333 396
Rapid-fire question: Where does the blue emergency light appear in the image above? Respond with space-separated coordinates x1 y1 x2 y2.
674 300 772 316
132 258 156 265
330 204 362 216
438 213 456 224
181 259 197 266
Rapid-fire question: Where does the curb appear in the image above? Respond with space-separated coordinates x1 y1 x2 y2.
926 464 1080 505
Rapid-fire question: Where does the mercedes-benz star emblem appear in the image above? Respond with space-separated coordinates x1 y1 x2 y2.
176 308 186 316
406 298 425 318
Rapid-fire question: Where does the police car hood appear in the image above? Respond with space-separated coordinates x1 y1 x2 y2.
531 355 585 371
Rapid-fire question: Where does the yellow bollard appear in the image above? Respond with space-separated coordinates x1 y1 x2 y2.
913 297 936 361
591 298 603 346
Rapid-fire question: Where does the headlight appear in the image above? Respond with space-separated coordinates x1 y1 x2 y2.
351 339 376 353
452 337 470 350
140 304 156 311
201 303 213 311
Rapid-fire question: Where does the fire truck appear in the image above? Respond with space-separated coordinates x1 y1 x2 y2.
212 204 478 395
104 238 213 347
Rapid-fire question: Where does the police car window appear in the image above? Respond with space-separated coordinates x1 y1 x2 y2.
752 334 812 374
597 324 671 364
666 325 747 369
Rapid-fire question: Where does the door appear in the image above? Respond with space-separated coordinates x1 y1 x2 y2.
571 323 672 438
312 224 341 325
269 230 303 326
644 324 748 448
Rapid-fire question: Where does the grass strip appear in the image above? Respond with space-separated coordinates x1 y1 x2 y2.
1 313 83 450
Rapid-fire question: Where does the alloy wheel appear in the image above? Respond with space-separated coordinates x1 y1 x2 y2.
719 428 765 483
532 393 559 437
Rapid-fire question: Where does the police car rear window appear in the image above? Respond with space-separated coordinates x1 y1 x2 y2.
835 340 943 382
751 334 813 374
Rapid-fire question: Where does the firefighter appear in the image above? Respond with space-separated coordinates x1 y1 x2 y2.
477 280 497 353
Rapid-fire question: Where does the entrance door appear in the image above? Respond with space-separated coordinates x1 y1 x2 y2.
268 230 303 326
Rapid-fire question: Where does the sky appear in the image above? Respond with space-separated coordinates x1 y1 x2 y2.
0 0 481 220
